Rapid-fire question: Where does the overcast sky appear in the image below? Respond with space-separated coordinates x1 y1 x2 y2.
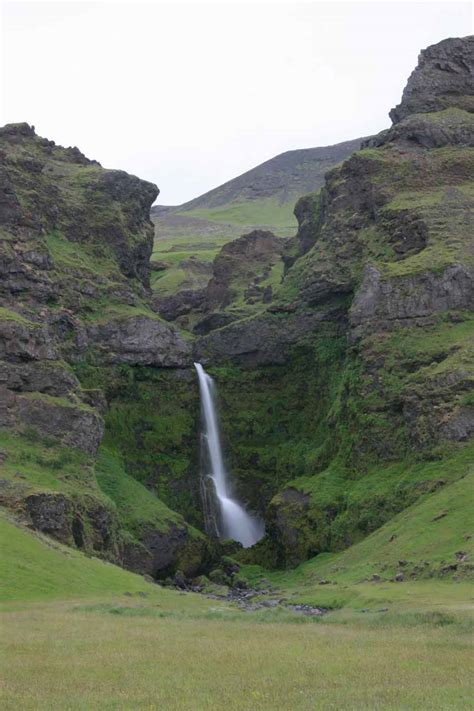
1 1 472 204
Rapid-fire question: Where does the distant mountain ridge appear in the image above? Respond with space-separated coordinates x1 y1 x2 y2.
152 136 366 215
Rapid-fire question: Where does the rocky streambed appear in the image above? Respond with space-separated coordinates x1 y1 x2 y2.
166 575 326 616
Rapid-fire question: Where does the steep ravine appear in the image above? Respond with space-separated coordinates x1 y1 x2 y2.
1 36 473 580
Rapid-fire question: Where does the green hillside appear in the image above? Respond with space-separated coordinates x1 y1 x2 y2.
0 513 151 603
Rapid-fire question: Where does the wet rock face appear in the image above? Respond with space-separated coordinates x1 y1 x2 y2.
390 36 474 123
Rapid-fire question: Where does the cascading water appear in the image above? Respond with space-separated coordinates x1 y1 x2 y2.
194 362 264 548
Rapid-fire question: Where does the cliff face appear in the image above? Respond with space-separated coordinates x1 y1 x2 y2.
0 123 158 286
0 124 206 578
189 37 474 566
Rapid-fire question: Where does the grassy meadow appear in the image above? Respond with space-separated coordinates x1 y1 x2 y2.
2 595 472 711
1 511 473 710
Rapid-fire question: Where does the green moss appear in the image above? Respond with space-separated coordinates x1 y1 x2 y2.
20 391 96 413
44 231 118 278
74 364 203 528
211 335 348 512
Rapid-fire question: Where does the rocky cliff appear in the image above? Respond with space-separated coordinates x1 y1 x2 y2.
0 123 208 578
187 36 473 566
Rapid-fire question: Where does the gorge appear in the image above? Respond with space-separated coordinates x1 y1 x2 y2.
0 35 473 588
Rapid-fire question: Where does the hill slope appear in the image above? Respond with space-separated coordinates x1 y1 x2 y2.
174 137 365 213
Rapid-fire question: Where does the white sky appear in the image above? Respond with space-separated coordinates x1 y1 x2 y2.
1 0 472 204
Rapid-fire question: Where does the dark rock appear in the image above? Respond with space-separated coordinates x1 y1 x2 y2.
350 264 474 341
149 260 169 272
192 311 240 335
173 570 187 589
0 318 57 362
84 316 191 367
122 525 209 580
14 393 104 455
154 288 207 322
366 108 474 149
205 230 284 309
155 230 285 327
24 492 116 552
293 192 323 256
25 493 72 543
195 307 344 367
439 563 458 575
390 37 474 124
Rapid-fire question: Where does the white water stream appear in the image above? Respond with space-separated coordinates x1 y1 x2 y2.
194 362 264 548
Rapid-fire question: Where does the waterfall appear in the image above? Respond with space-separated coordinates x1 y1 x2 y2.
194 363 264 548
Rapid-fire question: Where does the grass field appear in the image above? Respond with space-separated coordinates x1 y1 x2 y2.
2 589 472 710
1 510 473 710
